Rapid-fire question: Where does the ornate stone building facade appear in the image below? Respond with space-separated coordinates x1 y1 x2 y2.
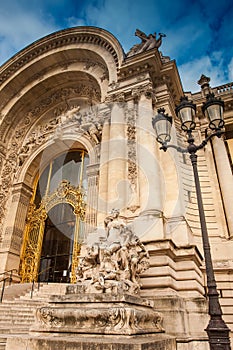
0 26 232 348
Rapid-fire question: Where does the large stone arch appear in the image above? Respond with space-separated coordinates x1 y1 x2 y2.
0 26 124 86
0 26 121 273
1 129 100 274
0 27 124 132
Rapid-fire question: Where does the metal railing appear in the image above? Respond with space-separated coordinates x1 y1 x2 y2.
30 266 71 298
0 269 18 302
0 267 69 302
30 266 55 299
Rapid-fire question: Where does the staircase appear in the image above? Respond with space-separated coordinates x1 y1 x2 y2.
0 283 68 349
0 282 232 349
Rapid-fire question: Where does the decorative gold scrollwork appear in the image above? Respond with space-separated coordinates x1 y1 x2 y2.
19 180 86 283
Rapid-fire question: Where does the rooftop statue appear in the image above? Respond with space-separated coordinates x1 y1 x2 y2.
127 29 166 57
76 209 150 295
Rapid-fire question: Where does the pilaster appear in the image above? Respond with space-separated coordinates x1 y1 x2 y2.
97 106 111 226
107 102 128 212
0 182 32 273
85 163 99 234
211 137 233 238
135 88 164 240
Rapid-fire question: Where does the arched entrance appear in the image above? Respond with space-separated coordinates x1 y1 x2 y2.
39 203 76 283
19 150 88 283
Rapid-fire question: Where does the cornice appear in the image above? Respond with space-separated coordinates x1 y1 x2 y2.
0 27 124 85
119 49 162 81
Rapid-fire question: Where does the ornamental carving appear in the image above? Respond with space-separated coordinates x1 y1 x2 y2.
105 83 155 104
26 86 101 119
0 103 107 234
132 82 155 100
16 106 104 168
125 102 140 213
36 303 163 335
75 209 149 295
34 213 163 336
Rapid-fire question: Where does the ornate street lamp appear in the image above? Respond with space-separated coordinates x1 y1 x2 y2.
152 94 231 350
152 108 173 144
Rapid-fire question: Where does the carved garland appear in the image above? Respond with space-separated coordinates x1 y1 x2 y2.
126 104 138 192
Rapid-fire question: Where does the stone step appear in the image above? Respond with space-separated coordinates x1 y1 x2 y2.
2 299 43 306
0 309 33 314
0 307 35 319
0 327 29 334
1 283 33 301
18 283 69 301
0 316 34 322
6 333 177 350
0 343 6 350
0 283 69 338
0 320 34 326
0 317 34 324
0 312 34 317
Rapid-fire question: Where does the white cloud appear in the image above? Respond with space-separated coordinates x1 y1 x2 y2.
66 17 86 28
228 58 233 82
0 0 232 92
0 2 58 65
179 54 227 92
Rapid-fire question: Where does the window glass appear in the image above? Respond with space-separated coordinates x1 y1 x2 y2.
35 150 88 206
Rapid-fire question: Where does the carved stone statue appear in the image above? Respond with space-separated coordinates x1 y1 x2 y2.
81 122 102 144
127 29 166 57
75 209 150 295
34 209 163 337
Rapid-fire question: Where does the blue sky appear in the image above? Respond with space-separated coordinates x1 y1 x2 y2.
0 0 233 92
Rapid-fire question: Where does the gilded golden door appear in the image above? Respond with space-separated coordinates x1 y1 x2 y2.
19 150 87 283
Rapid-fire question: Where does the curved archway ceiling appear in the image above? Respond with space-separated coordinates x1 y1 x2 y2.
5 70 102 139
2 49 107 130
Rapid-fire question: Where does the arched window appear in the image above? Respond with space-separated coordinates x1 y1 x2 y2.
19 150 88 283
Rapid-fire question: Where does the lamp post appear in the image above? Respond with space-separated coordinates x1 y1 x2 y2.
152 94 231 350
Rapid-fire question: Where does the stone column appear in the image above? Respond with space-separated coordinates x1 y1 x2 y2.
153 83 192 245
135 90 164 240
161 122 193 245
0 182 32 276
97 106 111 226
85 164 99 235
211 137 233 238
106 101 128 213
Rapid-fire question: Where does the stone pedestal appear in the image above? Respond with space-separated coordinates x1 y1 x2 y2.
5 289 176 350
31 291 164 336
5 211 177 349
6 334 176 350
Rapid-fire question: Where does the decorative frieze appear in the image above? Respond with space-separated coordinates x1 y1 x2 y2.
118 63 151 81
105 82 156 105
